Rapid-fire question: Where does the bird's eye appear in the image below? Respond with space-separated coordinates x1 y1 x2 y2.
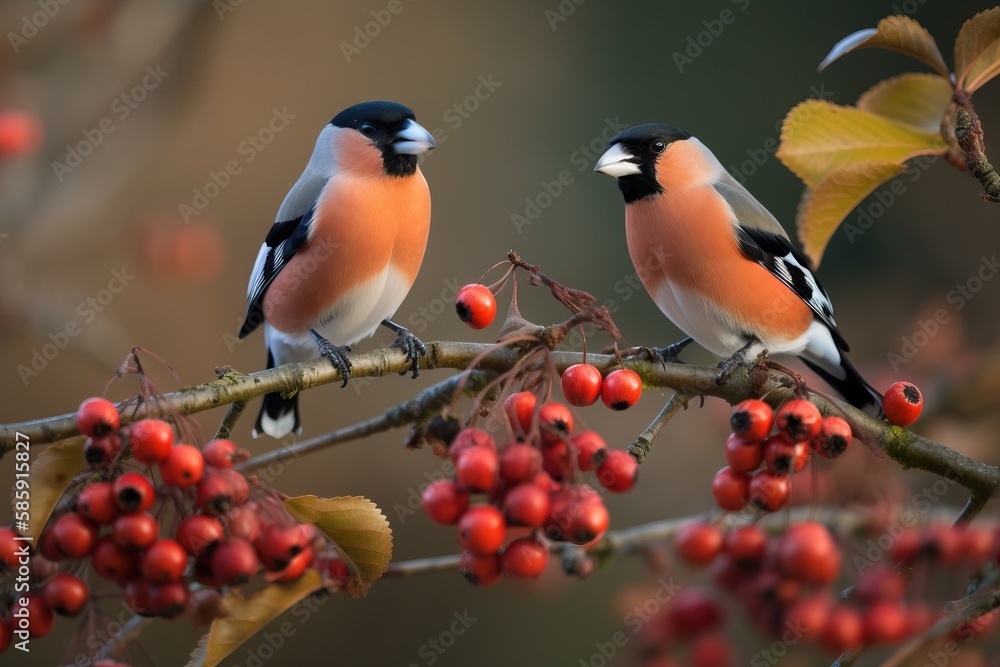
359 122 376 137
651 140 666 154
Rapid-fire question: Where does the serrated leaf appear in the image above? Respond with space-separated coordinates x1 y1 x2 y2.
284 495 392 598
15 438 85 541
857 73 954 133
777 100 946 187
185 633 209 667
201 570 322 667
955 7 1000 91
797 162 907 267
818 15 950 77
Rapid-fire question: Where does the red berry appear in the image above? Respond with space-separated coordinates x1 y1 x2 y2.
691 633 732 667
675 522 724 567
43 572 89 616
85 433 122 466
777 522 841 585
775 399 822 443
124 577 155 615
724 525 767 565
920 524 961 564
783 593 831 639
275 545 315 583
959 528 995 568
0 110 43 157
92 536 140 583
665 588 724 636
883 381 923 427
196 469 250 515
128 419 174 463
177 514 225 556
712 467 750 511
561 364 603 407
212 538 260 586
572 431 606 471
730 399 773 442
502 483 551 528
504 392 536 434
600 369 642 410
863 601 909 644
421 480 470 525
148 581 190 619
255 524 308 571
724 433 764 473
459 551 502 586
112 512 159 550
11 594 54 638
449 427 496 464
0 527 21 569
545 485 609 544
456 447 499 493
52 512 99 558
457 505 506 556
821 605 864 654
763 436 808 474
539 402 573 445
541 438 571 480
455 284 496 329
142 539 188 583
499 443 542 483
596 450 639 493
76 482 119 524
38 529 63 562
159 444 205 487
76 397 119 438
501 538 549 578
811 415 852 459
113 472 155 513
203 439 239 468
226 504 262 542
748 470 791 512
856 565 906 604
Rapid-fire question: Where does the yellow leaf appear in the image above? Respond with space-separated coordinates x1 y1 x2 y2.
200 570 323 667
284 495 392 598
818 15 950 77
857 73 954 133
777 100 946 187
954 7 1000 91
797 162 907 267
16 438 85 541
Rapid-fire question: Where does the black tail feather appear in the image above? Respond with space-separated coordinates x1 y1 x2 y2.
800 355 883 418
252 349 301 438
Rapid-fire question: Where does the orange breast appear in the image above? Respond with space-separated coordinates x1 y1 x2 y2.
626 183 813 343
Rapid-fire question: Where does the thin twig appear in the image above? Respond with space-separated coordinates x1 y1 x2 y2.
214 401 247 441
627 391 691 463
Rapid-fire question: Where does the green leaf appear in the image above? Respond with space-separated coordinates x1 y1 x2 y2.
196 570 323 667
818 15 950 77
954 7 1000 91
857 73 953 133
777 100 946 188
284 495 393 598
797 162 907 267
16 438 86 541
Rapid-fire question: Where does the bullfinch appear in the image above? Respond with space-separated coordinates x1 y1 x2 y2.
239 101 436 438
594 123 883 416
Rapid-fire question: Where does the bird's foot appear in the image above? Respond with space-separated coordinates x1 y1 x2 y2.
621 337 693 367
716 341 758 386
384 320 427 378
311 330 352 387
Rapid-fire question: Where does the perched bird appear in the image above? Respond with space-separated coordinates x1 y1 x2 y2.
239 101 436 438
594 123 883 416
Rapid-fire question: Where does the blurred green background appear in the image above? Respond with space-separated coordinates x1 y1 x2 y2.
3 0 1000 665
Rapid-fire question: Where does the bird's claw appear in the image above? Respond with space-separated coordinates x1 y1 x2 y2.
317 341 353 387
649 343 689 366
391 328 427 378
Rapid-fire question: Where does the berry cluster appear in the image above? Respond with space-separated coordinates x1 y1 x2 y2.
712 398 852 514
639 520 999 664
0 397 346 659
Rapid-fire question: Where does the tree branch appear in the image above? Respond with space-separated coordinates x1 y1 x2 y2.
1 342 997 502
956 108 1000 203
